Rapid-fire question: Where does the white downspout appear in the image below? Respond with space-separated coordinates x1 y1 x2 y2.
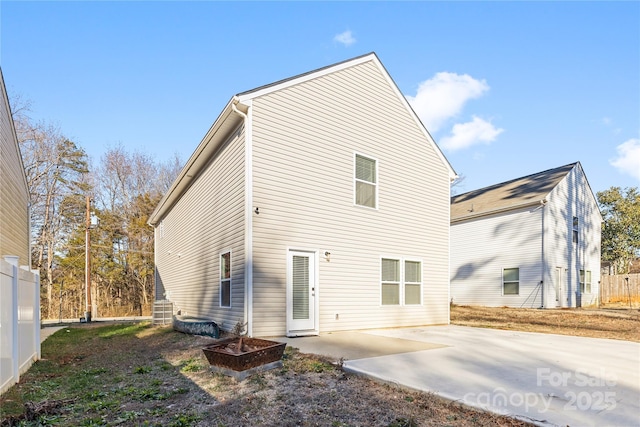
540 198 547 308
231 97 254 337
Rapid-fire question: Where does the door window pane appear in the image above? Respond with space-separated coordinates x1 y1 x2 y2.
292 256 310 319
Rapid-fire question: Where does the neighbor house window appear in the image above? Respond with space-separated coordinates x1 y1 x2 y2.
355 153 377 208
220 251 231 307
580 270 592 294
572 216 579 244
503 268 519 295
381 258 400 305
381 258 422 305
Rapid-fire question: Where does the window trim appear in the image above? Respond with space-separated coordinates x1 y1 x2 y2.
354 152 379 209
403 258 423 305
580 269 592 294
380 256 423 306
381 258 400 306
502 267 520 296
220 250 232 308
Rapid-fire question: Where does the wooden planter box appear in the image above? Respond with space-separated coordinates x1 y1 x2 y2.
202 337 286 377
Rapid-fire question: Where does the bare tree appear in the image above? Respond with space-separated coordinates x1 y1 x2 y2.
12 105 89 317
450 174 467 196
93 146 181 316
10 93 184 319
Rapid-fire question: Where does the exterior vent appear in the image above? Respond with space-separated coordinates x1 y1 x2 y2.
153 300 174 325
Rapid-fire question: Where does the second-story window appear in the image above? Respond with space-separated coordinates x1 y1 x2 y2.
355 153 377 208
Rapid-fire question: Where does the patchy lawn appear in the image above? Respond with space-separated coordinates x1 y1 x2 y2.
4 306 636 426
1 322 532 427
451 304 640 342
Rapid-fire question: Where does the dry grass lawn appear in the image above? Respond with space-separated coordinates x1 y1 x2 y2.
2 306 637 426
0 322 533 427
451 304 640 342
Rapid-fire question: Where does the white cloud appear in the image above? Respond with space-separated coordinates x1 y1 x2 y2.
334 30 356 47
406 72 489 132
610 138 640 181
440 116 504 151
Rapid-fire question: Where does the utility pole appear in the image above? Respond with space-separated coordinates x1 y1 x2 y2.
85 195 92 322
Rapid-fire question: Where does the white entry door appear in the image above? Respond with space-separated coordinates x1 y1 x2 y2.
287 250 316 335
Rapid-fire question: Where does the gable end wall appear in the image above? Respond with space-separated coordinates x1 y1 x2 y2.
544 165 601 307
249 59 451 336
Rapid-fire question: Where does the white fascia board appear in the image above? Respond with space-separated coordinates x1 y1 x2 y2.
149 98 240 226
236 53 378 103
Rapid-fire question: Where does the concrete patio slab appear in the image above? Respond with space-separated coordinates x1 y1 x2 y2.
343 326 640 427
277 332 447 360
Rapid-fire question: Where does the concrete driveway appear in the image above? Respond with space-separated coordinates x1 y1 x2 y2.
279 326 640 427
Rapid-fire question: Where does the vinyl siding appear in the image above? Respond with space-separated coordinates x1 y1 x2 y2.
154 126 246 330
450 207 544 308
544 165 601 307
0 70 30 264
250 60 451 336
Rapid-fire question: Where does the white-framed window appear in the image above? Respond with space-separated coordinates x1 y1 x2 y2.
580 270 592 294
572 216 579 244
220 251 231 307
354 153 378 209
381 257 423 305
503 268 519 295
381 258 400 305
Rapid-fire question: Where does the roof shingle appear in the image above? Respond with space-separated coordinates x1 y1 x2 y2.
451 163 578 222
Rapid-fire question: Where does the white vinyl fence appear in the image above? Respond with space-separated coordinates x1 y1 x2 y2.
0 256 40 395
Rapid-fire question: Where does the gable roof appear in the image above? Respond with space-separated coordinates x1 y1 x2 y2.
451 162 579 223
149 52 455 226
235 52 455 180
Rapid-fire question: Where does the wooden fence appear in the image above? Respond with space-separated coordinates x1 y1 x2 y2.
600 273 640 305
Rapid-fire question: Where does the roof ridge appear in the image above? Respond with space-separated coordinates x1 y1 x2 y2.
452 162 578 201
236 52 377 97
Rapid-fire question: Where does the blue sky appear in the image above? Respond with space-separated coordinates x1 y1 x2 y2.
1 1 638 195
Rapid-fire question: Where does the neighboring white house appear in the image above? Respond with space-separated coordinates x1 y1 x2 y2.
450 162 602 309
148 53 457 337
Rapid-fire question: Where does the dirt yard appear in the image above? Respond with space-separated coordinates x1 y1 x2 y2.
0 322 533 427
450 304 640 342
1 306 637 426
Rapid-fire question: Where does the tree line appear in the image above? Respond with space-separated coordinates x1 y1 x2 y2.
12 96 182 320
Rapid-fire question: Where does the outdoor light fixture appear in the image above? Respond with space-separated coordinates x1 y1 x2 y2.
255 207 260 214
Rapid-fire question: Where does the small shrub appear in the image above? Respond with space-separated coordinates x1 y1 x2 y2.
169 412 201 427
179 358 202 373
388 418 418 427
134 365 152 374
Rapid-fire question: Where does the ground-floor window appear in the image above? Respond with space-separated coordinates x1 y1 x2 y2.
381 257 422 305
580 270 592 294
503 268 519 295
220 251 231 307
